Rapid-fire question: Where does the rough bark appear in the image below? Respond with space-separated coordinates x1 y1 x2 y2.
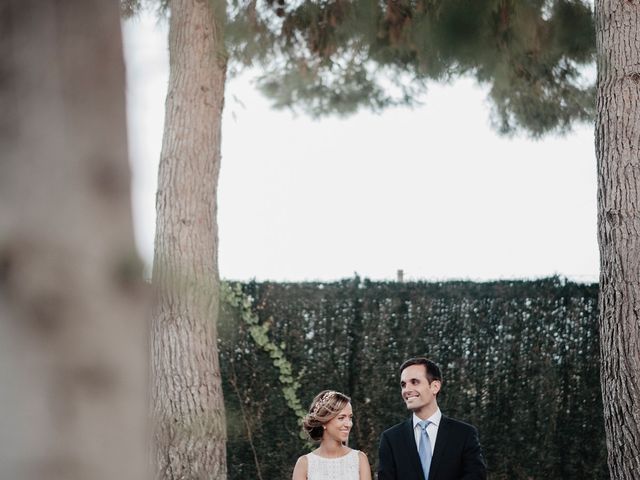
595 1 640 478
0 1 149 480
151 0 228 478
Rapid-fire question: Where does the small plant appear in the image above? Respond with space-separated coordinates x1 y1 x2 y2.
221 282 307 429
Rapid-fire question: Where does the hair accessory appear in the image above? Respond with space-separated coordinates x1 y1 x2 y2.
312 391 336 416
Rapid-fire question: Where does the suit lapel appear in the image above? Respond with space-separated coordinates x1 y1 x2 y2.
401 418 426 480
428 415 451 480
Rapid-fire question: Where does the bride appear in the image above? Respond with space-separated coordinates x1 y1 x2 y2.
292 390 372 480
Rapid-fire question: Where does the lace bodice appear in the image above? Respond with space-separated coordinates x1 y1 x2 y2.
306 449 360 480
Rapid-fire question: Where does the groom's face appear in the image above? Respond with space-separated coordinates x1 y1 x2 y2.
400 364 440 415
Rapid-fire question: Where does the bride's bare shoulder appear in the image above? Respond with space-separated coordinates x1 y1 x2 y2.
292 454 308 480
358 450 372 480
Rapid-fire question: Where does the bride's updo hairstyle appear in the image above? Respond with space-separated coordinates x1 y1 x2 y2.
302 390 351 441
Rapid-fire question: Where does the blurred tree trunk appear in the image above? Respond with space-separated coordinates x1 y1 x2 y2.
595 1 640 478
0 1 149 480
151 0 228 478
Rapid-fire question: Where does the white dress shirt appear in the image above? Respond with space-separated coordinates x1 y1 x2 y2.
412 408 442 455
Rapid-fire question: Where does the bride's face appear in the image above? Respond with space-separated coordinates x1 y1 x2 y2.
323 403 353 444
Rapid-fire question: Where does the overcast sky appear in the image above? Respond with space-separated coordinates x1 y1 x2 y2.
122 11 599 284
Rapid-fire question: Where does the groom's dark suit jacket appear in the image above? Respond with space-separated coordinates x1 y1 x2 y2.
377 416 487 480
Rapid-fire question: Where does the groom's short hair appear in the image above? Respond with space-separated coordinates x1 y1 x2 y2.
400 357 442 385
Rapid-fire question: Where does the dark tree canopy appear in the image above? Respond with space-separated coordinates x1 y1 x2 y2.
124 0 595 137
227 0 595 137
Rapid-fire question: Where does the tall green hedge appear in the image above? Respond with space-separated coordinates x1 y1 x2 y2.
219 277 608 480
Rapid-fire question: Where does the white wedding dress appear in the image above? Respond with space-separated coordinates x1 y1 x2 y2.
306 449 360 480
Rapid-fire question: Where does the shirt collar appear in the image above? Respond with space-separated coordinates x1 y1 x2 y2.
413 408 442 429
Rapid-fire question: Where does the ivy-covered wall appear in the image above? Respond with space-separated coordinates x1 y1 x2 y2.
219 277 607 480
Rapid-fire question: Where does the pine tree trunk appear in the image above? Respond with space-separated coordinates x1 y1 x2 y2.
0 1 149 480
595 1 640 477
151 0 228 478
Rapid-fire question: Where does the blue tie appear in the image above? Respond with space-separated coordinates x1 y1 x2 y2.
418 420 432 480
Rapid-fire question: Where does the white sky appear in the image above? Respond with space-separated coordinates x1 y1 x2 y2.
122 12 599 283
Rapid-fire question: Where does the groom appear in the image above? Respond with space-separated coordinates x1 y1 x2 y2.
377 358 487 480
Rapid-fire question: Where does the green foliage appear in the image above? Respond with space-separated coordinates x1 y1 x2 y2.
129 0 595 136
221 282 307 425
226 0 595 137
120 0 142 18
219 277 608 480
